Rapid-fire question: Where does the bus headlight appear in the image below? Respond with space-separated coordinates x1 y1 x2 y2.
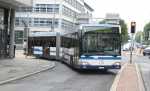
114 62 121 66
79 61 89 65
82 62 89 65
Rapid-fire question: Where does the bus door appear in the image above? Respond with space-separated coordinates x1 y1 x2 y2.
97 33 105 65
83 33 102 65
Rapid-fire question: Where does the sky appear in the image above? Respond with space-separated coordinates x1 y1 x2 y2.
85 0 150 32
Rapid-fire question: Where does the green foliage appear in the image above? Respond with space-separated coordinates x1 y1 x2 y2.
143 22 150 44
119 20 129 44
98 19 129 44
135 31 143 43
99 20 106 24
144 22 150 32
94 29 112 33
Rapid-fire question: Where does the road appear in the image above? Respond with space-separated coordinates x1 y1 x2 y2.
134 55 150 91
0 62 117 91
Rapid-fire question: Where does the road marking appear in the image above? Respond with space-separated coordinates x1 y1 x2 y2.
135 63 146 91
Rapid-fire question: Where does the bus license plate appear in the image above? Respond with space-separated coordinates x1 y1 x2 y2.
99 67 104 69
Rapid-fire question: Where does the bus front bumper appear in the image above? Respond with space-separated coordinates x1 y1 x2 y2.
76 65 121 70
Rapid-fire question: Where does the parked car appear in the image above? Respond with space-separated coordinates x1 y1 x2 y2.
122 43 130 51
143 47 150 56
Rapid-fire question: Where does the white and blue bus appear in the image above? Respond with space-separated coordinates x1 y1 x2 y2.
76 24 122 70
28 24 121 70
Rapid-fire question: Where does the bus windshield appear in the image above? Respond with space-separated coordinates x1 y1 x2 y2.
82 32 121 56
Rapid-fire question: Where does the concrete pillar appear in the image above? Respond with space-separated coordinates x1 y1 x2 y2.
4 8 9 56
58 19 62 32
56 32 61 60
9 9 15 58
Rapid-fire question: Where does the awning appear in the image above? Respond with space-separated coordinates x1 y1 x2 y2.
0 0 32 9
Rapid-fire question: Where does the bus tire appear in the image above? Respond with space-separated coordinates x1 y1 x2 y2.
70 56 74 66
102 69 108 72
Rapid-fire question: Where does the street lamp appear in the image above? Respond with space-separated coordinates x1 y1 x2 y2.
22 13 30 57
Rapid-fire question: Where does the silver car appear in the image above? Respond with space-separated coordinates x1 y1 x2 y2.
143 47 150 56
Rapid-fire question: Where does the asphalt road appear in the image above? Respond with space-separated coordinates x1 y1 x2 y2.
134 55 150 91
0 62 117 91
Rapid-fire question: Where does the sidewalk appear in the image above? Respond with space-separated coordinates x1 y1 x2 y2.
0 50 55 85
111 63 145 91
122 48 143 56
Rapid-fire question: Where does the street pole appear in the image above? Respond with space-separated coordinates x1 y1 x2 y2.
130 21 136 64
148 31 150 40
22 12 30 58
140 33 143 44
130 33 134 64
26 13 30 57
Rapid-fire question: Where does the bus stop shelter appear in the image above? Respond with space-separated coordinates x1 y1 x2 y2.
0 0 31 58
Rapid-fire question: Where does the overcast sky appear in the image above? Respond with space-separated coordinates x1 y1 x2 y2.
85 0 150 32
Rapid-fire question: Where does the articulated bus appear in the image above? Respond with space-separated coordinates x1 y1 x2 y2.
28 32 61 60
28 24 121 70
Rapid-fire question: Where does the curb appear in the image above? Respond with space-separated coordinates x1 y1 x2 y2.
135 63 146 91
0 62 55 85
110 63 127 91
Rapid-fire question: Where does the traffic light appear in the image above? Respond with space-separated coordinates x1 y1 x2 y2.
131 22 136 33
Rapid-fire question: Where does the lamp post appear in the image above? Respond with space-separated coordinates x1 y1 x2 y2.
22 12 30 57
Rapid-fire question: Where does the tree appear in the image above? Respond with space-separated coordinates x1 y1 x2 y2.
99 19 129 44
99 20 106 24
135 31 143 43
119 20 129 44
143 22 150 44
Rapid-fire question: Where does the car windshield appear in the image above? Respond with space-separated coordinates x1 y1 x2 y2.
145 47 150 50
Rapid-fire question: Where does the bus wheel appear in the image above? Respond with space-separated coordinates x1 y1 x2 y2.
70 56 74 66
102 69 108 72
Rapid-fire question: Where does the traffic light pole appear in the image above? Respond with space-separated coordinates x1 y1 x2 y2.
130 21 136 64
130 33 134 64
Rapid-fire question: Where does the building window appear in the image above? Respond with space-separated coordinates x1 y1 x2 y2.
15 17 59 28
16 4 60 13
62 6 77 18
33 18 58 27
15 31 23 44
64 0 84 12
15 17 32 27
35 7 40 12
34 18 39 26
16 7 32 12
61 19 75 32
15 18 20 26
34 4 59 13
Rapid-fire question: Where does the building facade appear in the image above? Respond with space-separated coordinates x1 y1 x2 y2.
0 0 31 58
77 2 94 24
104 13 120 25
15 0 93 45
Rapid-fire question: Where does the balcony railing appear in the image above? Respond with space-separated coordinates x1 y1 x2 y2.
77 13 92 19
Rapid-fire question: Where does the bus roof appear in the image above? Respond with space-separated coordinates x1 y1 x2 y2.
80 24 121 32
80 24 120 28
29 32 66 37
